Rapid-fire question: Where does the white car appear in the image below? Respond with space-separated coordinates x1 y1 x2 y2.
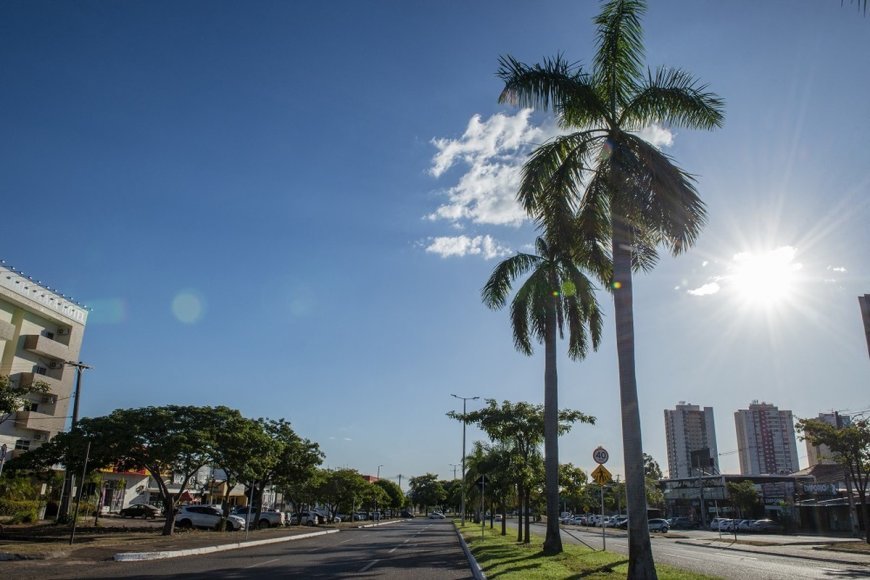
175 505 246 531
428 511 445 519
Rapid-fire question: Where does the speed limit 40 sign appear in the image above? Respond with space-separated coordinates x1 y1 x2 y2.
593 446 609 464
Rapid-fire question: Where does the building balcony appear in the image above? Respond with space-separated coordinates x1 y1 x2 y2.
18 371 63 392
14 409 62 437
23 334 69 361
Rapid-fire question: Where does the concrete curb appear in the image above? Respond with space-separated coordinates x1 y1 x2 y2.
453 523 486 580
673 539 870 567
113 528 340 561
357 519 405 529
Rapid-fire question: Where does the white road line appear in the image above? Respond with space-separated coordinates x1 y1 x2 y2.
339 538 354 544
388 547 398 553
244 557 281 569
359 559 380 573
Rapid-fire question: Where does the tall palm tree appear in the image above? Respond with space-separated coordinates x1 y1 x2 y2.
497 1 723 575
482 236 602 554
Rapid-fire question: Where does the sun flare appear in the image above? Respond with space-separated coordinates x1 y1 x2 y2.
727 247 802 307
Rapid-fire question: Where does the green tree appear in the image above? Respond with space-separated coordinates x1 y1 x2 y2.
797 417 870 543
482 235 602 555
726 480 759 519
373 478 404 513
560 463 588 512
497 1 723 573
408 473 446 514
315 468 369 521
466 441 515 535
643 453 665 511
450 399 593 545
0 375 49 427
209 409 272 528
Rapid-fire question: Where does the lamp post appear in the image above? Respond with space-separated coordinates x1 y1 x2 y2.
450 464 459 480
376 465 383 520
451 394 479 526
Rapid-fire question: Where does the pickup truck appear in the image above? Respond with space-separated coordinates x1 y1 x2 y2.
230 506 286 529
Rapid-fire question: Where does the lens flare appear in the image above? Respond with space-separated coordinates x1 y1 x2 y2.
172 291 205 324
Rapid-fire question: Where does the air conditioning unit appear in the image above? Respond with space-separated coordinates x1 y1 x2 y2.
48 361 63 369
56 328 69 336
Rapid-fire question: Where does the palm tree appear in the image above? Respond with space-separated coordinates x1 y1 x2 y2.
482 236 602 554
497 1 724 575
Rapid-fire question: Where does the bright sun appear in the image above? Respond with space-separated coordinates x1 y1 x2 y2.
728 247 802 307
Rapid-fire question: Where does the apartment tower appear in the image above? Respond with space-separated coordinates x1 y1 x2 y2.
0 261 88 458
664 402 719 479
734 401 800 475
805 411 852 466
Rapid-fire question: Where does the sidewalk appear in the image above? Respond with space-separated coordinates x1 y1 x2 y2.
673 535 870 567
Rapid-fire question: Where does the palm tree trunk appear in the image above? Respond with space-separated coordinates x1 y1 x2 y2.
612 216 657 579
543 297 563 554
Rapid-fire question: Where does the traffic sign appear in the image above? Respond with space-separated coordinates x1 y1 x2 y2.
476 475 489 489
591 464 612 485
593 446 609 464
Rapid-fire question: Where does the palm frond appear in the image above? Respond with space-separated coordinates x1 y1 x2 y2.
624 134 707 254
519 131 603 246
482 253 541 310
498 54 593 113
622 66 724 130
593 0 647 113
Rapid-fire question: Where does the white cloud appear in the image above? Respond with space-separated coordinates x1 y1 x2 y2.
687 282 721 296
427 110 561 227
827 266 847 273
425 235 512 259
635 124 674 148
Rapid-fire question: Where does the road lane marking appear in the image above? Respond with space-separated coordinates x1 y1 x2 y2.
339 538 354 544
244 557 281 569
359 559 380 572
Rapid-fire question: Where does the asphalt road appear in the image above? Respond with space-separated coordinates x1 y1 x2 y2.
4 519 473 579
548 522 870 579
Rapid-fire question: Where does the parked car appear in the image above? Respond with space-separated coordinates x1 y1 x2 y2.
428 511 445 519
668 517 697 530
750 519 783 533
708 517 729 531
231 506 286 529
648 518 670 533
291 511 326 526
736 519 754 532
175 505 245 531
119 504 162 519
610 516 628 528
400 510 415 518
617 518 629 530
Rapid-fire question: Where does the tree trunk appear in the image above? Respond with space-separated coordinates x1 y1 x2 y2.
523 490 531 544
543 297 563 555
501 503 507 536
517 484 524 543
612 217 657 579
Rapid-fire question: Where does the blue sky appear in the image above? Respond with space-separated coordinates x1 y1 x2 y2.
2 1 868 484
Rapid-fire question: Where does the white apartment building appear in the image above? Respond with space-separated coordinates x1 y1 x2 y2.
664 402 719 479
805 411 851 467
0 261 88 458
734 401 800 475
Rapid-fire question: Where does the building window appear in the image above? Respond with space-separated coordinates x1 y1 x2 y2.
43 331 55 340
15 439 31 451
34 365 47 375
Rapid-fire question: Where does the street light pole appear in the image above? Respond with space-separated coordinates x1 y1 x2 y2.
450 464 459 480
451 394 479 527
376 465 383 520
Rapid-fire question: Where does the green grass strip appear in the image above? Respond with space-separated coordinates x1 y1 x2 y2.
456 521 720 579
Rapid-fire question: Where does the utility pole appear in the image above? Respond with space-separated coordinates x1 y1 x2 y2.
450 464 459 480
58 361 92 522
451 394 479 526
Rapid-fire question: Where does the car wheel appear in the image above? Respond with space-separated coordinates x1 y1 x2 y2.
305 520 314 527
258 520 270 529
177 519 193 529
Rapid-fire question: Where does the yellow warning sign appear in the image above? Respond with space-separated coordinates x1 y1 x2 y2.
591 464 612 485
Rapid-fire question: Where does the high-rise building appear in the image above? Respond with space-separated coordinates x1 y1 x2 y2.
664 402 719 479
805 411 852 466
0 261 88 458
734 401 799 475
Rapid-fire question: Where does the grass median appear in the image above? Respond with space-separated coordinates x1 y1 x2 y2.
455 521 720 579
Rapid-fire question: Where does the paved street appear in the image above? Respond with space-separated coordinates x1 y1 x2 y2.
3 519 473 579
545 521 870 579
